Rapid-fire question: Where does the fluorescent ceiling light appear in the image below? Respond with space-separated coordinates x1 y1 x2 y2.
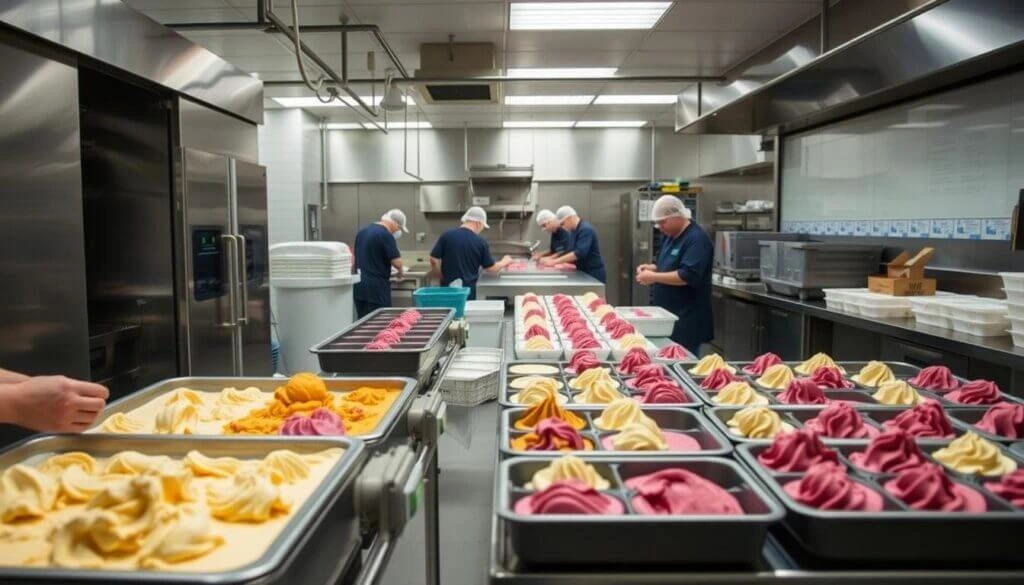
503 121 575 128
510 2 671 30
594 94 676 105
361 121 432 130
505 95 594 106
507 67 617 78
576 120 647 127
325 123 363 130
274 95 413 108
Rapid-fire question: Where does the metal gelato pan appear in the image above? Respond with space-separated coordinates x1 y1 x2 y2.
736 440 1024 564
311 307 454 376
500 361 701 408
500 406 731 458
0 434 367 584
94 375 418 451
498 456 784 567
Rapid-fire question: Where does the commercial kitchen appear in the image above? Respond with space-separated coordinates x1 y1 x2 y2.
4 0 1024 584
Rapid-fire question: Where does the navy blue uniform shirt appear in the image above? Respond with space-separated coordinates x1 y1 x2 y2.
549 227 572 255
652 222 714 354
569 220 606 283
430 227 495 300
354 223 401 305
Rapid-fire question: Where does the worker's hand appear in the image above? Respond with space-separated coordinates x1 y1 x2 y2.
636 263 656 274
0 376 109 432
636 270 658 286
539 256 556 267
530 252 543 260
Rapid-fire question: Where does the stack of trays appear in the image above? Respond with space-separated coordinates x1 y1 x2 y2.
737 437 1024 563
501 361 701 407
498 457 784 566
269 241 352 278
545 295 610 360
1001 272 1024 346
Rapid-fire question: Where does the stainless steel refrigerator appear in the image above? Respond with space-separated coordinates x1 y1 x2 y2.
179 149 272 376
619 189 699 306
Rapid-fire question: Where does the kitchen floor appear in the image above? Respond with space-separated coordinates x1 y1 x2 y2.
380 401 499 585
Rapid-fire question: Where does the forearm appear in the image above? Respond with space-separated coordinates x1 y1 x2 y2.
0 383 23 425
391 258 404 271
0 369 28 384
551 252 577 264
651 271 687 286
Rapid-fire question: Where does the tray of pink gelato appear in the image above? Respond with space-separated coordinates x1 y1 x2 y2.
704 405 928 443
501 400 731 458
737 429 1024 563
499 456 783 566
948 403 1024 442
0 434 366 583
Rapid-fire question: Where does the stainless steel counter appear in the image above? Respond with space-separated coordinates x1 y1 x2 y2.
477 271 605 301
715 282 1024 372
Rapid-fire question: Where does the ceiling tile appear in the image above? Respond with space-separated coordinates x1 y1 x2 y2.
640 30 776 53
620 50 747 69
656 1 819 32
504 51 631 69
347 2 505 33
507 30 648 53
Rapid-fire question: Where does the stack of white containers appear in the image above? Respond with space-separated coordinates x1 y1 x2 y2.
1000 273 1024 346
905 291 1008 337
269 241 352 278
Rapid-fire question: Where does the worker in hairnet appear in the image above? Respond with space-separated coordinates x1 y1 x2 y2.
635 195 713 355
430 206 513 300
530 209 572 261
353 209 407 318
540 206 606 283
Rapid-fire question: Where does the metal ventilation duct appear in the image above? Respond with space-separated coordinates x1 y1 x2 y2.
415 42 501 104
676 0 1024 135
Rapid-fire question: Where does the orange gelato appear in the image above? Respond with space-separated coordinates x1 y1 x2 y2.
513 395 586 431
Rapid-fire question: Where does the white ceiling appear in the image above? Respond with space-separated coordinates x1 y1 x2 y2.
125 0 824 127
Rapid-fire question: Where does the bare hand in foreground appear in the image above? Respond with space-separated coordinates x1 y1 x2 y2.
0 376 109 432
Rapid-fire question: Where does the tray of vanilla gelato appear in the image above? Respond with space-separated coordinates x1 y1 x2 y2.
0 434 367 582
498 455 784 566
499 399 731 458
736 427 1024 564
91 373 417 449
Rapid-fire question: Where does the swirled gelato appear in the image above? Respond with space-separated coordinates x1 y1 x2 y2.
872 380 924 406
568 367 618 391
884 463 986 512
510 418 593 452
984 469 1024 507
617 347 653 375
803 402 878 439
777 379 829 405
99 413 145 433
207 470 289 522
524 324 550 339
514 480 623 515
606 320 637 340
783 463 883 511
908 365 960 392
630 364 671 389
932 432 1017 477
526 456 609 491
809 366 854 389
512 380 566 406
851 361 896 387
656 343 692 360
975 402 1024 438
713 382 769 406
593 398 658 431
575 378 623 405
743 353 783 376
626 469 743 515
616 334 649 352
945 379 1003 405
638 380 691 404
795 353 845 376
155 402 199 435
567 350 601 374
756 364 795 390
689 354 735 376
849 430 928 473
757 429 839 472
605 422 669 451
726 406 794 439
882 400 954 438
514 396 586 431
279 408 345 436
523 335 554 351
700 368 740 391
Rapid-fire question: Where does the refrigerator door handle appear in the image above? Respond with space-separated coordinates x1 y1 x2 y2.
219 234 238 328
236 233 249 325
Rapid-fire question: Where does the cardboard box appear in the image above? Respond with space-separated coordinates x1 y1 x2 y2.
867 247 937 296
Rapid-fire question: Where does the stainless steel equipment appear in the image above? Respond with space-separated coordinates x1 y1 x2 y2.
467 164 537 217
177 148 272 376
475 270 605 302
715 232 806 281
619 189 699 305
760 241 882 300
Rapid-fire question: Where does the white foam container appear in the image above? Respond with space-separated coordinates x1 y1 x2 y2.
464 300 504 323
613 306 679 337
822 288 868 313
845 292 912 319
1007 301 1024 319
950 315 1010 337
1002 288 1024 304
915 311 951 330
515 342 564 360
999 272 1024 292
1009 315 1024 333
1011 330 1024 347
941 299 1008 323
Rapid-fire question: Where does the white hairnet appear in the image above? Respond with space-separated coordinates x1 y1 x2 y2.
461 206 490 229
651 195 690 221
381 208 409 232
555 205 578 222
535 209 556 226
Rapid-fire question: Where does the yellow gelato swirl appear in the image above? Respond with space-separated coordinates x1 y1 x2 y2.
40 452 98 476
932 431 1018 477
616 334 648 351
138 504 225 568
575 379 622 405
258 450 312 485
713 381 769 406
795 353 845 375
512 381 565 405
593 397 658 431
165 388 205 407
0 464 57 522
56 466 105 506
756 364 795 390
103 452 173 477
852 361 895 387
523 315 549 329
184 451 245 478
609 422 668 451
526 455 610 490
207 471 290 522
523 335 554 351
593 304 615 318
217 386 264 406
568 367 617 390
580 292 599 304
98 413 146 434
688 353 735 376
727 406 795 438
872 380 923 406
155 402 199 435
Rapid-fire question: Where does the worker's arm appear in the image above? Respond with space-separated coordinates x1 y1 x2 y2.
637 236 712 288
544 251 577 265
637 270 686 286
485 255 514 273
429 256 441 275
0 368 29 384
385 234 404 274
428 235 445 276
0 374 109 432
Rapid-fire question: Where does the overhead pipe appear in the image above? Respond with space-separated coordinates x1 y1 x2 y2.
320 119 329 210
820 0 830 54
265 74 724 86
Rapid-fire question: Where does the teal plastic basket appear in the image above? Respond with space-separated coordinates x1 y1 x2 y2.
413 286 471 318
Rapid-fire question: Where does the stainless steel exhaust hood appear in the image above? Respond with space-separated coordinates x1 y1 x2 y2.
677 0 1024 135
467 164 537 216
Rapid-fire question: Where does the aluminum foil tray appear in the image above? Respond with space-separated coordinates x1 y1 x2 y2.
674 361 934 407
501 361 701 408
706 405 977 444
95 375 417 450
498 457 783 567
311 307 454 376
0 434 366 584
737 439 1024 564
500 406 731 458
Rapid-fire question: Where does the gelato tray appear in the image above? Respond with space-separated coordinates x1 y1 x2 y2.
92 374 417 450
737 434 1024 564
500 405 731 458
311 307 454 376
0 433 366 583
501 361 701 408
498 456 783 566
947 405 1024 444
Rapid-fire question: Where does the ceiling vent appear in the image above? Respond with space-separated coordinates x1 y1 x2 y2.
414 42 501 104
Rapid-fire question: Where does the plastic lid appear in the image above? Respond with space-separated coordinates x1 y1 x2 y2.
270 241 351 259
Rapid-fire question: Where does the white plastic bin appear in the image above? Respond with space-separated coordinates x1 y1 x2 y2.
613 306 679 337
845 292 912 319
999 272 1024 293
271 273 359 374
915 310 951 330
1002 288 1024 304
941 300 1008 324
951 316 1010 337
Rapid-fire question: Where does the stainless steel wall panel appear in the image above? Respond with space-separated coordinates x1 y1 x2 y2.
0 0 263 124
0 41 88 378
590 183 635 305
322 184 360 246
179 98 258 162
235 159 273 376
533 129 651 182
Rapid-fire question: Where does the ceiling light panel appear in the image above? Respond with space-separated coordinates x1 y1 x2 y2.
505 95 594 106
503 121 575 128
576 120 648 127
325 123 364 130
510 2 672 30
594 94 677 105
507 68 618 78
